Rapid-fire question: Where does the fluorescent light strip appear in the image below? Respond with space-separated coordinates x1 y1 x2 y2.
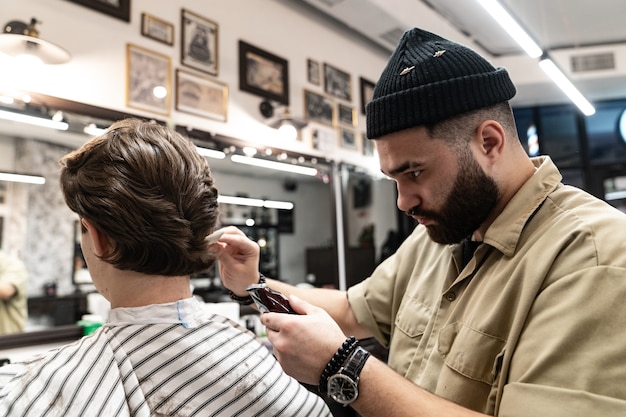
230 154 317 176
0 172 45 184
605 190 626 201
477 0 542 58
262 200 294 210
539 58 596 116
196 146 226 159
0 109 69 130
218 195 293 210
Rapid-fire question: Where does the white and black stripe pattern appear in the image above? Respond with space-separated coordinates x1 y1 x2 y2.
0 300 331 416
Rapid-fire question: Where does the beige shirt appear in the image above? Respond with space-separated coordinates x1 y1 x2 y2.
348 156 626 416
0 251 27 334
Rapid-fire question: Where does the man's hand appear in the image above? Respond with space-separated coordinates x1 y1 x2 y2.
260 295 347 385
209 226 260 295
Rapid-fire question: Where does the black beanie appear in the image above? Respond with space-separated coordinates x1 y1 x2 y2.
366 28 516 139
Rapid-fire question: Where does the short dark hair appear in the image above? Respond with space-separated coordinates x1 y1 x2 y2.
426 102 518 146
60 118 219 276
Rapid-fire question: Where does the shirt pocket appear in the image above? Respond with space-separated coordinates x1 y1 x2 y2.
389 300 433 374
438 321 505 384
394 299 432 338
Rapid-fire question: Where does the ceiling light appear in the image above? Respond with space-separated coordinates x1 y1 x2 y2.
195 146 226 159
230 154 318 176
0 18 71 64
539 57 596 116
0 108 68 130
477 0 542 58
0 172 45 184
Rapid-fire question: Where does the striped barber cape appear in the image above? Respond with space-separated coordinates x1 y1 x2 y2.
0 298 331 417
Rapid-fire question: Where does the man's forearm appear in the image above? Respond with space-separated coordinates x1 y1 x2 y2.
353 357 488 417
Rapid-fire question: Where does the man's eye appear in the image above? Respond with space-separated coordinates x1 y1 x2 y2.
411 170 421 178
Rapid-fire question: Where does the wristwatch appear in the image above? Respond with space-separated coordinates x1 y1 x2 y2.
327 346 370 405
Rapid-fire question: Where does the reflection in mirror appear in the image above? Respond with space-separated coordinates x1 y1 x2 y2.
0 94 337 338
341 164 398 288
305 162 400 291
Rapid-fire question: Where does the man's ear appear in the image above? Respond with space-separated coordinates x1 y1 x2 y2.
81 219 111 257
476 120 506 159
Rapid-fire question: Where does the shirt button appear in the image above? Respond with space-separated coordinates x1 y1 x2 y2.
445 292 456 302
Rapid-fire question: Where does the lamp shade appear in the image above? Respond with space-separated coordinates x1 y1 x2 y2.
0 19 71 64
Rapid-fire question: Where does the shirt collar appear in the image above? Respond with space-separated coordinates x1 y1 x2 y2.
483 156 562 257
106 297 207 328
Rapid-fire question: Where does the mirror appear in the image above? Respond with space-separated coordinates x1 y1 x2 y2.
341 164 399 288
0 94 336 337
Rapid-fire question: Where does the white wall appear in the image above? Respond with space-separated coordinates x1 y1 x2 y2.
1 0 389 173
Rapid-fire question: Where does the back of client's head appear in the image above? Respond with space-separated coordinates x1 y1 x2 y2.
60 118 219 276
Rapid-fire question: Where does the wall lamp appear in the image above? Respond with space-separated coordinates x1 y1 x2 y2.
0 18 71 64
477 0 595 116
259 99 308 141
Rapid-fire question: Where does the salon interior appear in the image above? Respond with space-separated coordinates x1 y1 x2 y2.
1 0 626 364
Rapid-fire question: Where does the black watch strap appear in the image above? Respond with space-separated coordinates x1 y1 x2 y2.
342 346 370 380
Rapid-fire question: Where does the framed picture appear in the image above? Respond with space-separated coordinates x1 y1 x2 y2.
339 128 359 151
360 77 376 115
307 58 320 85
324 63 352 101
338 103 357 127
141 13 174 46
304 89 334 127
239 40 290 105
67 0 130 22
181 9 219 76
311 124 338 152
126 43 171 115
175 69 228 122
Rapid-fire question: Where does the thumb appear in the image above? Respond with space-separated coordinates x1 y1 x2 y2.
288 295 318 315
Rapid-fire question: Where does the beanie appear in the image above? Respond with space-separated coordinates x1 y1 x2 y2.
366 28 516 139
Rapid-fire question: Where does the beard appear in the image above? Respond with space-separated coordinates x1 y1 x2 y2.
410 151 499 244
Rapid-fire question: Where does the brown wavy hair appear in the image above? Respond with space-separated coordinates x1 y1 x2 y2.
60 118 219 276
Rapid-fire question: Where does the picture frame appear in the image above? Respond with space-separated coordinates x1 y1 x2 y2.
126 43 171 116
175 69 228 122
67 0 130 22
239 40 290 105
338 103 357 127
360 77 376 115
310 123 338 152
141 13 174 46
324 63 352 101
304 89 334 127
339 128 359 151
181 9 219 76
307 58 320 85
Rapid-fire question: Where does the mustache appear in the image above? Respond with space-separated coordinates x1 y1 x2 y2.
406 206 437 219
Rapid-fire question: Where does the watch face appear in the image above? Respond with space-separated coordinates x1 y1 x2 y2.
327 373 358 405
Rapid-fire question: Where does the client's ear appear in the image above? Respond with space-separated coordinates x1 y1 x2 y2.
81 219 111 257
